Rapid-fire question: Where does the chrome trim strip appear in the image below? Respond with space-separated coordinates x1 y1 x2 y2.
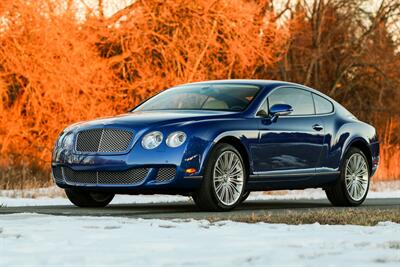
97 128 105 152
250 173 315 178
253 168 316 176
183 175 203 179
212 130 259 144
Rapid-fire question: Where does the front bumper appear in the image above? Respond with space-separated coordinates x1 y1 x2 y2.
52 163 202 193
52 134 211 193
51 121 218 193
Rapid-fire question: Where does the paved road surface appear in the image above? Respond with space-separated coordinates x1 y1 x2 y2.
1 198 399 220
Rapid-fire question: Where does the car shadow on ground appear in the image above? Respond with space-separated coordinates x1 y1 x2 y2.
1 199 333 213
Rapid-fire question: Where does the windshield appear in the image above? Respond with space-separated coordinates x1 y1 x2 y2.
135 84 260 112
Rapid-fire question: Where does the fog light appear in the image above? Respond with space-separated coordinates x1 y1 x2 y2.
185 168 197 174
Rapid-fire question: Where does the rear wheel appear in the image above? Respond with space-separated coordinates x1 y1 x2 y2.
193 143 246 211
65 189 114 208
325 147 370 206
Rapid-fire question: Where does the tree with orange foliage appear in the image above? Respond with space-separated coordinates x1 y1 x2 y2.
269 0 400 180
0 0 289 188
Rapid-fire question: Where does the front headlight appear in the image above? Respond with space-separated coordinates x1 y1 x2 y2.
56 133 64 148
142 131 163 149
166 131 187 148
63 132 75 149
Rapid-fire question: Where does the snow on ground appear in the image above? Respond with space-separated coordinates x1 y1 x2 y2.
0 194 190 207
0 186 399 207
0 182 399 266
0 213 399 267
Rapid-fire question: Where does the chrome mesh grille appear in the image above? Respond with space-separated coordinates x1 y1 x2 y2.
52 166 64 183
156 167 176 182
61 167 149 185
63 167 97 184
76 129 102 152
98 129 134 152
76 128 133 153
98 168 149 184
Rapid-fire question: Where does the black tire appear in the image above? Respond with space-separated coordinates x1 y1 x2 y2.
325 147 370 206
240 191 251 203
65 189 114 208
192 143 247 211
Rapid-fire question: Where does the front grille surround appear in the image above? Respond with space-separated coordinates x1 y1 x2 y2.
75 128 134 153
60 167 149 186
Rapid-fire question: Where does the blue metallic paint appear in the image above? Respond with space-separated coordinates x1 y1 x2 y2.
52 80 379 194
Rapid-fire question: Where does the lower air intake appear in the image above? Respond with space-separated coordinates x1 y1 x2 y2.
156 167 176 182
61 167 149 185
52 166 64 183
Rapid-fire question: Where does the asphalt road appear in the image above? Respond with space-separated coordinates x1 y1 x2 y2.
1 198 399 220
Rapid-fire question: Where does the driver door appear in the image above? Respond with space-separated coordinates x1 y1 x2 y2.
252 87 325 175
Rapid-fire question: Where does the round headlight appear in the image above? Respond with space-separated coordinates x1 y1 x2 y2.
166 131 187 148
142 131 163 149
63 133 74 149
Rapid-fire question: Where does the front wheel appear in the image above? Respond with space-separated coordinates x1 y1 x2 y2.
325 147 370 206
65 189 114 208
193 143 246 211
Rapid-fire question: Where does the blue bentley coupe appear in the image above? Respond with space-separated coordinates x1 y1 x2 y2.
52 80 379 211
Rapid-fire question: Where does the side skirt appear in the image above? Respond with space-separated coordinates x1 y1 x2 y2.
246 168 340 191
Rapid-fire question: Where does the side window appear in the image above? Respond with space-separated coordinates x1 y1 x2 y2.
313 94 333 114
268 88 315 116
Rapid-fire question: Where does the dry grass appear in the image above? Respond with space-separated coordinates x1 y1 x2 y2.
0 157 51 190
375 144 400 180
208 209 400 226
0 186 64 198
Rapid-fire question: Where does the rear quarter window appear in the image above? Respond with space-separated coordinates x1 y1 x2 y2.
313 94 333 114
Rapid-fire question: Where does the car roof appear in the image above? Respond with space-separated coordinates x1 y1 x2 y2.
183 79 285 87
181 79 336 102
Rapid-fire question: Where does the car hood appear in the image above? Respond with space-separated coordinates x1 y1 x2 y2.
71 110 238 131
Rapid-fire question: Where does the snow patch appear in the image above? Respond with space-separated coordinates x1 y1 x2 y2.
0 213 399 266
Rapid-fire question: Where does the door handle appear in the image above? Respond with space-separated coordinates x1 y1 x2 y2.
312 124 324 131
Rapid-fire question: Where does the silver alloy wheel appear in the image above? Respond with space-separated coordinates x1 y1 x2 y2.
345 153 369 201
213 151 244 206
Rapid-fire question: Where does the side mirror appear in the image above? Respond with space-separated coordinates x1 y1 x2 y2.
269 104 293 121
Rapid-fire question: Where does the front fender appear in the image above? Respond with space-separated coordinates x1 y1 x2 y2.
180 119 259 176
